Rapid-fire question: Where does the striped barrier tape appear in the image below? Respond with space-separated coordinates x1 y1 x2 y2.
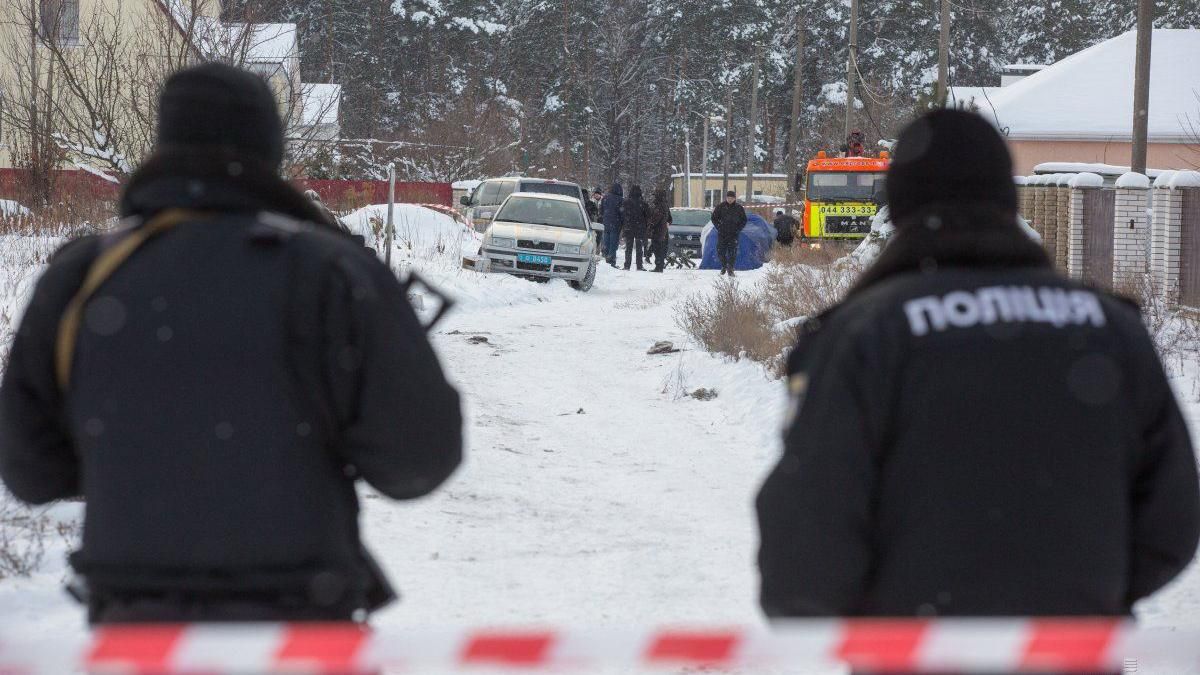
2 619 1196 673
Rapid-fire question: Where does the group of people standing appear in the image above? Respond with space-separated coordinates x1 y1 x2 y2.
596 185 753 275
597 183 673 273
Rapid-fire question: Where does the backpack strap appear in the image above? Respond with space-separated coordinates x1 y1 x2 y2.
55 208 208 391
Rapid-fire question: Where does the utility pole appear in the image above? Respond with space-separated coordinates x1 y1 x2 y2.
1131 0 1154 175
789 10 804 202
843 0 860 142
721 91 733 196
745 51 761 204
700 115 710 207
936 0 950 107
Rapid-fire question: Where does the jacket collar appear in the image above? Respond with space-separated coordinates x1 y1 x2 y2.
120 148 339 229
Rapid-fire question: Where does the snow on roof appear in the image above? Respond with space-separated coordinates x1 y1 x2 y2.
228 23 298 64
1069 172 1105 188
452 180 483 191
1034 162 1167 178
987 29 1200 142
300 83 340 127
949 86 1000 108
1115 172 1151 189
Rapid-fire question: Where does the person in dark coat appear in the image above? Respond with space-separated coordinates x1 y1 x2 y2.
600 183 624 267
772 208 799 246
0 63 464 625
586 188 601 223
710 190 747 276
756 108 1200 621
622 184 650 271
646 189 672 273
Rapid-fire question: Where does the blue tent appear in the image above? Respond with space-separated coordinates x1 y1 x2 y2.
699 213 774 271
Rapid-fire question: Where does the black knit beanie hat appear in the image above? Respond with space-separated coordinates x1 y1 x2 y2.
156 63 284 169
887 109 1016 227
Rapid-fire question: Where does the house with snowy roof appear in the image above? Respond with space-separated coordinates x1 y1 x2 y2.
979 29 1200 174
0 0 341 180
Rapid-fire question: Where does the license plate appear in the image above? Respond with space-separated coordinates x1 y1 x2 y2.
517 253 552 265
816 203 875 216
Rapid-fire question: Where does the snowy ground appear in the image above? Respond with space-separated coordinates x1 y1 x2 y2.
0 207 1198 673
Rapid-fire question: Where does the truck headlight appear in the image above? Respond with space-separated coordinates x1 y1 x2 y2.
490 237 516 249
557 243 582 254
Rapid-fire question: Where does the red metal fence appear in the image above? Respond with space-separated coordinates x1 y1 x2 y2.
0 170 452 213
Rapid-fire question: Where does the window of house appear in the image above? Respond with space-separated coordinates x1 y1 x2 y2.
704 189 721 208
39 0 80 46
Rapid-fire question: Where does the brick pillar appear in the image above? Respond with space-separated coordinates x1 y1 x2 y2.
1035 182 1054 262
1151 187 1184 304
1054 181 1072 272
1067 187 1087 279
1112 185 1149 286
1151 183 1170 289
1014 177 1031 225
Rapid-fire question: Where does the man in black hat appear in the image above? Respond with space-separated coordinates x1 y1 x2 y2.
756 109 1199 619
0 63 463 624
710 190 746 276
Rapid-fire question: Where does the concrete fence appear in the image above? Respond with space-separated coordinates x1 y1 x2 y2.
1150 171 1200 309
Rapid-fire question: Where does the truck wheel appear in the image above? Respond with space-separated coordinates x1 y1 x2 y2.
570 260 596 292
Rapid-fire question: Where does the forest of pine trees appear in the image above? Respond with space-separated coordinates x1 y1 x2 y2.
229 0 1200 187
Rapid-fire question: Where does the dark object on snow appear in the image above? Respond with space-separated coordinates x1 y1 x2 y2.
467 335 490 344
647 341 680 355
0 62 463 626
690 388 718 401
757 110 1200 620
886 108 1017 229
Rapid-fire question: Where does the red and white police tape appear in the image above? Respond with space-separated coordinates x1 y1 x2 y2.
2 619 1197 673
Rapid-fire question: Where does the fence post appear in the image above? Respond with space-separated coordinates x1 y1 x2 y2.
1112 172 1151 289
1066 174 1101 280
1054 174 1075 273
1034 176 1053 262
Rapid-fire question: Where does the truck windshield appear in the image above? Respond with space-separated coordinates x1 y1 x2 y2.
807 172 885 201
495 196 586 230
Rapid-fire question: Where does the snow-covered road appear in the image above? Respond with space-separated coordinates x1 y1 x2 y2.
367 266 786 630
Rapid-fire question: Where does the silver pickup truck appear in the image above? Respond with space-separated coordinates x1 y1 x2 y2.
469 192 599 291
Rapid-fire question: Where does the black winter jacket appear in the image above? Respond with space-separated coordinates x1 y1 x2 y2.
711 201 747 239
0 149 463 613
757 210 1200 618
647 204 672 242
773 214 799 244
623 187 649 239
601 183 624 233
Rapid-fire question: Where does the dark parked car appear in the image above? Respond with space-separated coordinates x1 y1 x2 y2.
668 208 711 258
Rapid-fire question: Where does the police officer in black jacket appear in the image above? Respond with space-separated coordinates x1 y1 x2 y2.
757 109 1200 619
0 64 463 624
711 191 747 276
